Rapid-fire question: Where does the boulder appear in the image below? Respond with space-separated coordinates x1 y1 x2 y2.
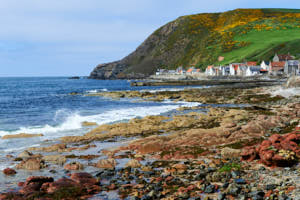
221 147 241 159
16 158 46 170
17 150 33 158
241 129 300 167
125 159 142 168
43 155 66 165
19 176 54 194
3 168 17 175
96 158 117 169
42 178 82 194
64 162 84 170
2 133 43 139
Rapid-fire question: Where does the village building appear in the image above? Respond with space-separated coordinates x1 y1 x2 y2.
269 61 286 75
205 65 216 76
260 61 270 71
273 53 294 62
246 66 261 76
284 60 300 76
229 63 246 76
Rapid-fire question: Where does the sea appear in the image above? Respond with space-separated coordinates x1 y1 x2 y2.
0 77 205 171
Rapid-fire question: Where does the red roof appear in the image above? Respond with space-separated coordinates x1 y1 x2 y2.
187 68 193 73
260 69 268 72
271 61 285 68
207 65 213 70
247 61 257 66
278 54 293 61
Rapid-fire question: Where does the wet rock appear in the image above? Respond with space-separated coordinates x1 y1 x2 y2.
19 176 54 194
126 159 142 168
96 158 117 169
16 158 46 170
43 155 66 165
28 143 67 152
42 177 82 194
2 133 43 139
17 150 33 158
64 162 84 170
81 121 98 126
3 168 17 175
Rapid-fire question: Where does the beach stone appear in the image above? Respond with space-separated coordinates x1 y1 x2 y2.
96 158 117 169
16 158 46 170
126 159 142 168
64 162 84 170
2 133 43 139
221 147 241 158
3 168 17 175
43 155 66 165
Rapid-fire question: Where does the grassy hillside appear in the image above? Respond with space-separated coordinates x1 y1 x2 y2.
90 8 300 79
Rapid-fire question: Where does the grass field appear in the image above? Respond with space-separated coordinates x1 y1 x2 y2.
218 29 300 64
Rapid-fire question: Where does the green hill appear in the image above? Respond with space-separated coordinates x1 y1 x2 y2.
90 8 300 79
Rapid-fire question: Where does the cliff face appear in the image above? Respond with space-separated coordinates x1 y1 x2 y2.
89 8 300 79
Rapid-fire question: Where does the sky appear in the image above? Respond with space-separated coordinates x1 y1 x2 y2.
0 0 300 76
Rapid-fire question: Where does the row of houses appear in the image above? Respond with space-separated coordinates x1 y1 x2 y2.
205 53 300 76
155 53 300 77
156 66 200 75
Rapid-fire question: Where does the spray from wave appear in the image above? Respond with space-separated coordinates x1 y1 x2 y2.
0 101 201 138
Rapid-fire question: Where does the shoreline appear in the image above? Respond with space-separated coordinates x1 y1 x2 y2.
1 83 299 199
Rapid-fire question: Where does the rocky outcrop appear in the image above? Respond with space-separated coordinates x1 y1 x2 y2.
286 76 300 88
16 158 46 170
2 133 43 139
1 173 100 199
241 127 300 167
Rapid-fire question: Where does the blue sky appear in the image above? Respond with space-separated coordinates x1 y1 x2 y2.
0 0 300 76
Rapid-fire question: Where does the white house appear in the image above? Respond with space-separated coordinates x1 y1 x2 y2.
246 66 261 76
205 66 216 76
260 61 270 71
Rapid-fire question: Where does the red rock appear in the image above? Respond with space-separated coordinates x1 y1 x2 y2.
19 176 53 194
242 127 300 167
64 162 83 170
43 178 81 194
241 146 257 161
70 172 98 185
3 168 17 175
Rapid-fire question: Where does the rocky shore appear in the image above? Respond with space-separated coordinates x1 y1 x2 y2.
1 83 299 199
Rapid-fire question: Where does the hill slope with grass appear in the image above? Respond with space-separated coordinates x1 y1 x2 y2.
89 8 300 79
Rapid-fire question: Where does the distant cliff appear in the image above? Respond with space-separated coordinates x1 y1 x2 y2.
89 8 300 79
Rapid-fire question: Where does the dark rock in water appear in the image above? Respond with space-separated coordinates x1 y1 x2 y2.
3 168 17 175
204 184 215 193
69 76 80 79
